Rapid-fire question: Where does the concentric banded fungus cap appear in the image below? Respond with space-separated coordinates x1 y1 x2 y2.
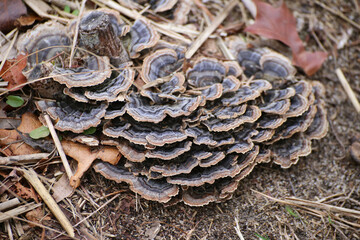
64 68 134 102
35 97 108 133
125 93 202 123
260 52 296 78
129 18 160 58
150 0 178 12
271 133 312 168
50 56 111 88
17 3 329 207
103 119 187 147
84 68 135 102
94 161 179 203
17 21 71 67
141 49 181 83
186 58 227 87
228 36 296 78
153 40 187 60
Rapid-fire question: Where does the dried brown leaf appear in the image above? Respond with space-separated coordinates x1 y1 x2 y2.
0 54 28 91
52 174 74 203
25 207 51 225
0 112 42 156
244 0 327 76
0 0 27 33
15 14 42 28
61 140 121 188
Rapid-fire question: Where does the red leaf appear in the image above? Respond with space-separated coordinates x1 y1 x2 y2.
292 50 328 76
0 0 27 33
0 54 28 91
244 0 327 76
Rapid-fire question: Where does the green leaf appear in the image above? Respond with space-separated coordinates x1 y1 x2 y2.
72 9 79 16
285 205 300 219
83 127 96 135
6 95 24 107
328 216 333 224
29 126 50 139
64 5 71 13
255 233 270 240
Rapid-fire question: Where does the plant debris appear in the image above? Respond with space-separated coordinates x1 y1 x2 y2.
0 0 359 239
245 0 328 75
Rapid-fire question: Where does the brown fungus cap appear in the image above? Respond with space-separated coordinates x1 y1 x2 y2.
129 18 159 58
35 98 108 133
151 0 178 12
19 9 330 206
17 21 71 67
94 161 179 203
50 56 111 88
141 49 180 83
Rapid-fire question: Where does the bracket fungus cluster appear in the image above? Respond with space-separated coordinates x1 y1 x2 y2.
17 9 328 206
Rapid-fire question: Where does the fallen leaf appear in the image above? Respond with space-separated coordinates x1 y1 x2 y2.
6 95 24 107
15 14 42 28
0 112 42 156
52 174 74 203
0 169 39 201
0 0 27 33
14 181 38 201
26 207 51 225
61 140 121 188
29 126 50 139
244 0 327 76
0 39 17 62
83 127 96 135
0 54 28 91
292 50 328 76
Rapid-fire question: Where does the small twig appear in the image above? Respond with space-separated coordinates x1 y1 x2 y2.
0 30 18 72
21 168 75 237
316 193 346 203
217 37 235 60
234 217 245 240
52 4 76 19
44 114 73 179
5 220 13 240
73 194 120 227
0 202 42 222
0 28 17 47
69 0 87 67
0 198 20 212
335 68 360 113
95 0 192 44
241 0 256 18
0 153 49 165
14 219 24 236
23 0 70 24
44 0 78 10
13 215 71 237
185 0 238 59
314 0 360 30
285 197 360 218
0 82 8 87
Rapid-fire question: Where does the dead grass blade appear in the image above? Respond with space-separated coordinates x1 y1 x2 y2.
185 0 238 59
0 153 49 165
252 189 360 230
0 198 21 212
0 202 42 222
95 0 192 44
21 168 75 237
335 68 360 113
